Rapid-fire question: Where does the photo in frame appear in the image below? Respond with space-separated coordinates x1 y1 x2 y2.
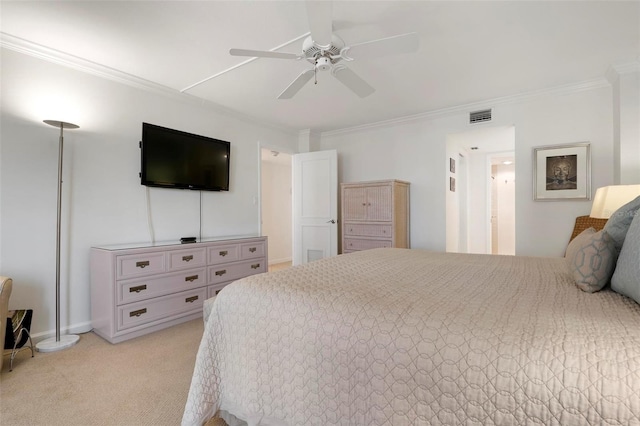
533 142 591 201
450 158 456 173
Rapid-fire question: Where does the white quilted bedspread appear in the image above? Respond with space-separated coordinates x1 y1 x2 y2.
183 248 640 425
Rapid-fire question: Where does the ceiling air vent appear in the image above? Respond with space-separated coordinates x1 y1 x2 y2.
470 109 492 124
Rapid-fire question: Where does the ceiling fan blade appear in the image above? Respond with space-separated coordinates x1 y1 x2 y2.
331 65 375 98
278 69 315 99
230 48 301 60
305 0 333 48
343 32 419 60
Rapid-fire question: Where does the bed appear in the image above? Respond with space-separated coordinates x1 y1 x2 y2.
182 247 640 425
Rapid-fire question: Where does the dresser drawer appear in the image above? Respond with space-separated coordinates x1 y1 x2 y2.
208 282 232 299
344 223 392 237
208 259 266 285
344 238 392 251
116 252 165 279
117 268 206 305
167 248 206 271
117 288 206 331
240 241 266 259
208 244 240 264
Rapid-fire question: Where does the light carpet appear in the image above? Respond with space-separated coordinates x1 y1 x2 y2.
0 319 226 426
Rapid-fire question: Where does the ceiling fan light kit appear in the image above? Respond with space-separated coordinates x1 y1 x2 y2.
315 56 331 72
227 0 419 99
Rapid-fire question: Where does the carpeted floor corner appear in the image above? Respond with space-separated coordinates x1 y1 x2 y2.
1 319 227 426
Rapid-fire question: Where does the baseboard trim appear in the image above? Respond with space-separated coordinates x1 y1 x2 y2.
31 321 93 342
269 257 292 265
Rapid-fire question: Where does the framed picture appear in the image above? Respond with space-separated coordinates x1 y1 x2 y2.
450 177 456 192
533 142 591 201
450 157 456 173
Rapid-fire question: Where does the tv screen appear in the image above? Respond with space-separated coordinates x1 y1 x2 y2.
140 123 230 191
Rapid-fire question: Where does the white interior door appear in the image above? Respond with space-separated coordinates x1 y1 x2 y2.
292 150 338 265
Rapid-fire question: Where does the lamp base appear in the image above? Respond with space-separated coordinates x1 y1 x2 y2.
36 334 80 353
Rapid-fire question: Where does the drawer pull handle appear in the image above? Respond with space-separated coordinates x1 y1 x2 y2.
251 263 260 269
219 250 228 257
249 247 257 253
136 261 150 268
215 289 222 295
129 285 147 293
185 295 199 303
182 255 193 262
185 275 198 282
215 269 227 276
130 308 147 317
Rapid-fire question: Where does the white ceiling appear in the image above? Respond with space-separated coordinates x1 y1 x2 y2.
1 1 638 133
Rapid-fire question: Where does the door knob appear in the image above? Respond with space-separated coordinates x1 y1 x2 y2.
327 219 336 224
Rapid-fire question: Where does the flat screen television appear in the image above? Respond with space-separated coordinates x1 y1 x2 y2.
140 123 230 191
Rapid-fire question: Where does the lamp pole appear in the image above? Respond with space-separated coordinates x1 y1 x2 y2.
36 120 81 352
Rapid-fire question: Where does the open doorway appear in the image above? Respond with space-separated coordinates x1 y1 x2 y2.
260 148 293 271
446 125 515 254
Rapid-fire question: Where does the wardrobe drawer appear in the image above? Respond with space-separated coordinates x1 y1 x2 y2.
240 241 266 259
344 238 392 251
117 268 206 305
208 244 240 264
167 248 206 271
116 252 165 279
117 288 206 331
344 223 392 237
208 259 266 285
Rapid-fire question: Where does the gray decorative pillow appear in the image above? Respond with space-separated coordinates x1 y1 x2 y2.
565 227 617 293
603 195 640 252
611 208 640 304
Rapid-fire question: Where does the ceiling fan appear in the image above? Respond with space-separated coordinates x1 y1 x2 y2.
228 1 419 99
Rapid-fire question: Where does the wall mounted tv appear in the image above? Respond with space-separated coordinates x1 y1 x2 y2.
140 123 230 191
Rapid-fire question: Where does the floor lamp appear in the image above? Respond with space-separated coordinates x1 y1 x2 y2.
36 120 81 352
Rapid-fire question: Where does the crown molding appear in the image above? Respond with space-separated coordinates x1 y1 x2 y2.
322 78 610 137
0 32 298 136
605 58 640 84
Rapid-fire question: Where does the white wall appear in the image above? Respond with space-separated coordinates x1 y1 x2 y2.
261 158 292 264
445 147 463 253
0 49 297 337
320 85 616 257
611 69 640 184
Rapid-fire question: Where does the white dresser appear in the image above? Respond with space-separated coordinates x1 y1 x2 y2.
90 235 267 343
341 180 410 253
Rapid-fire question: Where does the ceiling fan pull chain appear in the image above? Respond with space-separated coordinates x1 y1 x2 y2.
314 66 318 85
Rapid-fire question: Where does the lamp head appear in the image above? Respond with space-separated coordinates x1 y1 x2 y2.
590 185 640 219
44 120 79 130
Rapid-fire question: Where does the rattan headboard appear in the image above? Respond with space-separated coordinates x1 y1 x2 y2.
569 215 608 242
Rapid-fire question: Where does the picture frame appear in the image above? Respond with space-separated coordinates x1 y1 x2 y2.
449 157 456 173
450 177 456 192
533 142 591 201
